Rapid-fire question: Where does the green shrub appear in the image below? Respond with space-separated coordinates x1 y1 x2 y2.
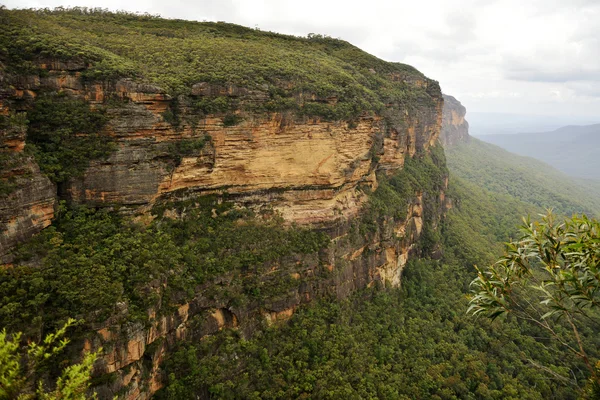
222 113 243 127
166 136 209 166
25 93 114 183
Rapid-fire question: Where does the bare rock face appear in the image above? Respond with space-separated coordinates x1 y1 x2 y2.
0 100 56 262
440 94 470 147
2 60 443 234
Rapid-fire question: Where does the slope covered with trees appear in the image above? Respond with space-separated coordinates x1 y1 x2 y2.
445 137 600 217
156 173 599 399
477 124 600 181
155 134 600 399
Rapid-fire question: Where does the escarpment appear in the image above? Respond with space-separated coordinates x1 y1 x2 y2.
440 94 470 147
1 62 442 256
0 9 449 399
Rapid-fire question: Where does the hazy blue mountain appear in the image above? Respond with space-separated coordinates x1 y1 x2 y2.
468 112 598 136
475 123 600 180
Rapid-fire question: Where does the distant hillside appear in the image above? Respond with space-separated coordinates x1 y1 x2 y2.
476 124 600 180
445 137 600 217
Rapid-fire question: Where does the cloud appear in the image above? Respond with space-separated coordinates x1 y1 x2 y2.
497 2 600 89
566 82 600 99
504 62 600 83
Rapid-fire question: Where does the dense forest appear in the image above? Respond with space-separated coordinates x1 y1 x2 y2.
154 136 600 398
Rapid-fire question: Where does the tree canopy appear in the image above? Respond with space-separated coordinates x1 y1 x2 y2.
469 211 600 397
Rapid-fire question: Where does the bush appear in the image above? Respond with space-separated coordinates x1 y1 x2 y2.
222 113 243 127
26 93 115 183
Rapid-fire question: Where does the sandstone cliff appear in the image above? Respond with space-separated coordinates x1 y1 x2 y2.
1 61 446 399
0 9 449 399
440 94 470 147
1 62 442 254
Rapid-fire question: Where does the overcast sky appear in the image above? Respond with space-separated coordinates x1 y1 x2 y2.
5 0 600 120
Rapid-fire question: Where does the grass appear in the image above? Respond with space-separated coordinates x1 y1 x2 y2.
0 7 437 122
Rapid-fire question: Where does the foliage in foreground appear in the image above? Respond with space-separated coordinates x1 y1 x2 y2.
0 319 97 400
469 211 600 392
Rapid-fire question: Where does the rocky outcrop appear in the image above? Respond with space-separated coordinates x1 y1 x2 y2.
1 57 446 399
440 94 470 147
1 59 442 249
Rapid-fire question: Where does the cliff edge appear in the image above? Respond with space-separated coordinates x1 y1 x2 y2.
440 94 470 147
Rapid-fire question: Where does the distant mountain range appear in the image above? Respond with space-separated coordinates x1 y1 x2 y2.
467 112 598 136
475 124 600 180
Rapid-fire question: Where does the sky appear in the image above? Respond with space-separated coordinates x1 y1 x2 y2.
4 0 600 122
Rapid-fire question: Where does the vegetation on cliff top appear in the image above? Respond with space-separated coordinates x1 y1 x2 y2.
0 7 437 122
0 319 97 400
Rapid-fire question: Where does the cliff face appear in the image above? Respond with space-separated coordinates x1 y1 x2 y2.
0 60 446 398
0 10 450 399
440 94 470 147
1 59 442 244
0 75 56 261
88 197 435 399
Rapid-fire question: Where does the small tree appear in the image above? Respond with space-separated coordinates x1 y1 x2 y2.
0 318 98 399
468 211 600 395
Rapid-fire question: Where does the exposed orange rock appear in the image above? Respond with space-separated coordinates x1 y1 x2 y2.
264 307 296 325
440 94 470 147
1 58 443 264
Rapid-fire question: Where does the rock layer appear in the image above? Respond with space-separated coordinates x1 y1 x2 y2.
2 59 442 248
